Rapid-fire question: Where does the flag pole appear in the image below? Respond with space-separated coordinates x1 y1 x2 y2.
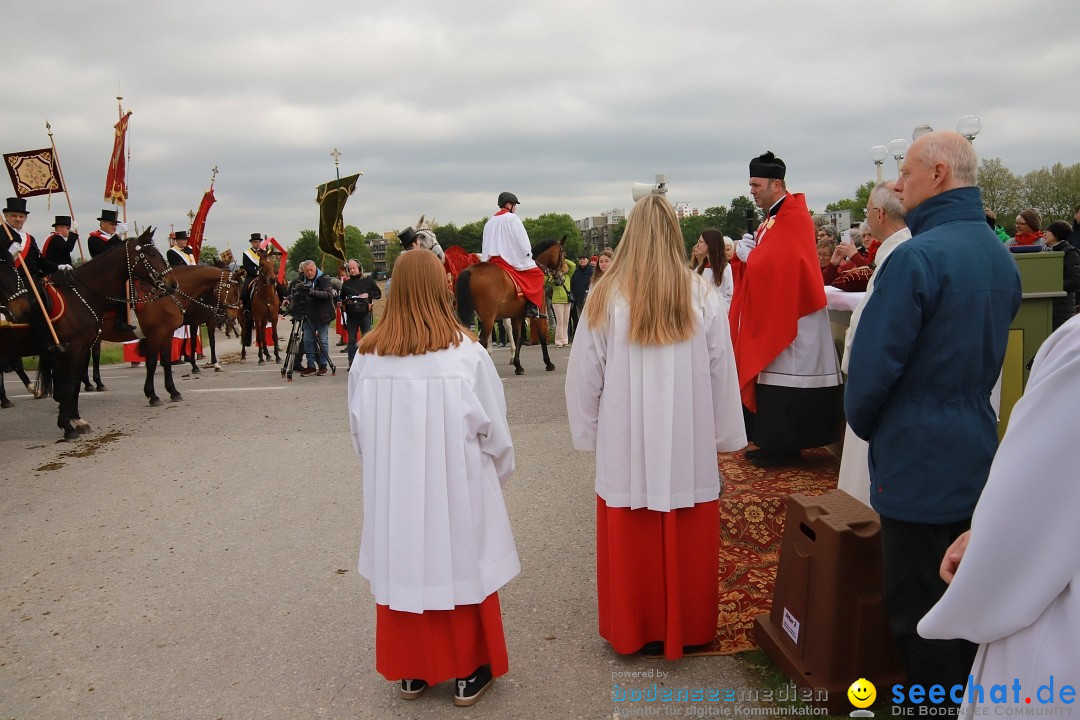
117 95 127 226
45 118 84 262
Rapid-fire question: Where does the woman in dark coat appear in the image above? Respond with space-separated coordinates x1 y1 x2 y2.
1045 221 1080 330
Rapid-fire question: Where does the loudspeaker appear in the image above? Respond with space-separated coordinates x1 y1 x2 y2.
630 173 668 202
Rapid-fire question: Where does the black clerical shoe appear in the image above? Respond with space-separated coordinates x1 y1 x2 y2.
640 641 664 656
453 665 494 707
524 301 540 319
399 679 428 700
749 450 802 469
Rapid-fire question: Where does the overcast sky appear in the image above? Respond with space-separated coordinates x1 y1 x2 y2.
6 0 1079 255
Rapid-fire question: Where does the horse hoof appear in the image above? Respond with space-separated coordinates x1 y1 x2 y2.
77 423 92 434
214 364 223 372
258 359 265 365
63 429 79 441
170 394 184 402
546 364 556 371
95 385 107 392
1 400 13 409
149 397 163 407
515 367 525 376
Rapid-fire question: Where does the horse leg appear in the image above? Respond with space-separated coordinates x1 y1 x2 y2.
163 346 183 402
537 316 555 371
240 311 250 361
272 318 281 362
13 357 33 393
143 347 162 406
511 318 526 375
92 339 106 391
0 370 10 408
188 325 201 374
55 356 80 441
208 326 222 371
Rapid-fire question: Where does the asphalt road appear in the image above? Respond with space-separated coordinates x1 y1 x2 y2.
0 325 763 719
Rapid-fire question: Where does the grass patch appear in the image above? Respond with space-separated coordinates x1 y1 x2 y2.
734 650 850 719
21 342 127 372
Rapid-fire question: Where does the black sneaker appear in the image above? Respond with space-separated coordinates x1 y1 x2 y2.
453 665 494 707
399 679 428 700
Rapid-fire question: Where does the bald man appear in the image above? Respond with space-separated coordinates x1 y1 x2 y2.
845 132 1021 698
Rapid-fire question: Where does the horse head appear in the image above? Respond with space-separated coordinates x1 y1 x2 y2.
533 234 567 273
131 227 179 294
412 216 445 262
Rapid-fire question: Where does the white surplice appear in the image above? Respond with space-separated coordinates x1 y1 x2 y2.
918 314 1080 717
564 274 746 512
480 211 536 270
837 227 912 506
348 336 520 614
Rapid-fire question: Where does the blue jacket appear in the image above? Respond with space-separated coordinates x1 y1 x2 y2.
845 186 1021 523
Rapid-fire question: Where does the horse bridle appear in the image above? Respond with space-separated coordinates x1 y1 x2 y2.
171 269 242 317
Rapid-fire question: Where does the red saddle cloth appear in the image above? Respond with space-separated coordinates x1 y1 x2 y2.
486 256 546 307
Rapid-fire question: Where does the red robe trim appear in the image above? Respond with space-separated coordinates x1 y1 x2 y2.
596 496 720 660
375 592 509 684
727 193 826 412
487 255 546 308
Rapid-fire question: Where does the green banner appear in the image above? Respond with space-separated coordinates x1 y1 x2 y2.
315 173 360 261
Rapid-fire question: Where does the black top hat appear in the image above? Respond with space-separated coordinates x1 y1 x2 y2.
497 191 520 208
53 215 72 227
4 197 29 214
98 209 120 223
398 227 418 248
174 231 189 241
249 232 262 243
749 151 786 180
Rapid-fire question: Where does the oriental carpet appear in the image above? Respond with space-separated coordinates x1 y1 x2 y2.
670 447 841 656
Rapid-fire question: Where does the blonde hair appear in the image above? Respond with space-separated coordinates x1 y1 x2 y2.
357 250 473 356
584 194 696 345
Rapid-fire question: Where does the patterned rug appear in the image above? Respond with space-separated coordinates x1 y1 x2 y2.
704 447 839 655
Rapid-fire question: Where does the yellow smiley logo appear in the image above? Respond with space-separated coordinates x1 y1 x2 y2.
848 678 876 709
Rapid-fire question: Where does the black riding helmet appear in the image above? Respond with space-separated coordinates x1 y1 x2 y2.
497 192 520 208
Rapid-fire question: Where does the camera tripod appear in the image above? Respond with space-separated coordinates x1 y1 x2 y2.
281 313 336 381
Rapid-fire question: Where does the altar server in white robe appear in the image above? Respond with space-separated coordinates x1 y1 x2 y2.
918 314 1080 718
348 250 519 708
836 181 910 506
565 193 746 660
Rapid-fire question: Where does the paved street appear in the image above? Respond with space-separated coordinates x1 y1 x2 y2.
0 324 762 719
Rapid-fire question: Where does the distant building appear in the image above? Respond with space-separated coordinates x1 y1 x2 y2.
363 233 391 272
576 208 625 255
674 202 699 220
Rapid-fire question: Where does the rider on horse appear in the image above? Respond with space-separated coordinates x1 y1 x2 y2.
2 197 65 356
480 192 543 319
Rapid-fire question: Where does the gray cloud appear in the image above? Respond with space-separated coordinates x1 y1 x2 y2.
7 0 1080 255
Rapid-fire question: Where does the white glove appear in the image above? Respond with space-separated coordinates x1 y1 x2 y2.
116 222 129 236
58 264 73 271
735 232 757 262
71 221 79 232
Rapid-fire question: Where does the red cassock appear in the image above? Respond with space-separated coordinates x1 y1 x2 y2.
487 256 546 309
375 593 509 684
596 498 720 659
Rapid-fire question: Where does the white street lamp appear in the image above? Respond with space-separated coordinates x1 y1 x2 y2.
887 138 909 175
957 115 982 142
912 125 933 141
869 145 888 183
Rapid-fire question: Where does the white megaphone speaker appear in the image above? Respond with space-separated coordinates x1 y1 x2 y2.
631 173 669 201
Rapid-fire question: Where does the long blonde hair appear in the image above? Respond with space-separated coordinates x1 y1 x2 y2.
357 250 474 356
584 194 696 345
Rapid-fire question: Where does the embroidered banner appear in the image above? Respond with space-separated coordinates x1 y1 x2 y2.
3 148 64 197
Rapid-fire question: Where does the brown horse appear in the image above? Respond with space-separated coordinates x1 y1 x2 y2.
240 249 281 364
93 265 246 405
0 228 178 439
178 267 244 373
454 237 565 375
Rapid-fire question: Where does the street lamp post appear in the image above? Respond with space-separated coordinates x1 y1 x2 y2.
869 145 888 183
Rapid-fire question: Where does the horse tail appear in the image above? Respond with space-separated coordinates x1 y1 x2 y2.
455 268 475 327
35 353 54 399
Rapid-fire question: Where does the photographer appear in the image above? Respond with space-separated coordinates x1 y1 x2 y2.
340 258 382 365
290 260 337 376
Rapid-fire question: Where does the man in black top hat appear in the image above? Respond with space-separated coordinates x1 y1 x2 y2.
2 197 65 356
40 215 78 274
87 209 123 258
166 231 195 267
242 233 263 278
